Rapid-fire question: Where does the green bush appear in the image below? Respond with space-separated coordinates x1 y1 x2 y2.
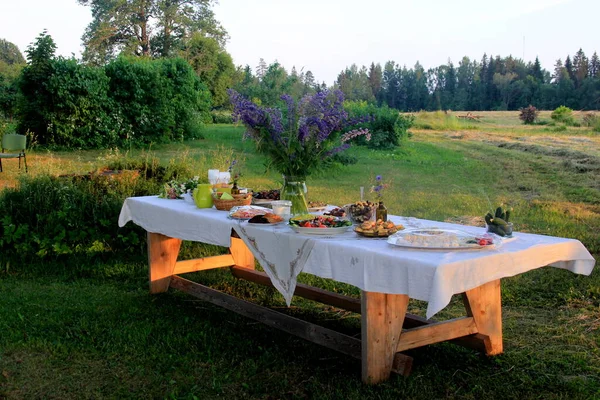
551 105 575 126
211 109 233 124
45 58 115 148
0 155 200 263
0 175 145 262
105 57 211 145
17 36 211 148
344 101 414 149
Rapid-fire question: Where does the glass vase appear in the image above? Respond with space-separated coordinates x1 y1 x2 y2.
376 201 388 222
281 175 309 216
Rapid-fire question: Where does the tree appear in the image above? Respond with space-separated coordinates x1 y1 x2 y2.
256 58 267 80
17 30 57 140
552 58 564 83
78 0 227 64
493 72 518 110
572 48 588 88
590 52 600 78
530 56 544 83
564 55 575 82
0 38 25 65
0 39 26 119
180 32 235 107
367 62 382 102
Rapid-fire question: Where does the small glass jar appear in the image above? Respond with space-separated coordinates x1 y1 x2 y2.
376 201 388 222
271 200 292 219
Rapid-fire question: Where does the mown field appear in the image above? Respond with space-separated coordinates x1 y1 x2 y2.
1 111 599 399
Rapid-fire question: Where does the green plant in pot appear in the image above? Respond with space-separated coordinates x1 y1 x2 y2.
485 206 513 237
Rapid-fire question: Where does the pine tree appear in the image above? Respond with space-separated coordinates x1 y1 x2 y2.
552 59 563 83
564 56 575 82
256 58 267 80
367 62 383 102
531 56 544 83
590 52 600 78
572 48 588 87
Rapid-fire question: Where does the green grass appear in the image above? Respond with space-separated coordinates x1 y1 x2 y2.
1 118 599 399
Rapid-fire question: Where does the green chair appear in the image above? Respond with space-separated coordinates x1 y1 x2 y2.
0 134 27 172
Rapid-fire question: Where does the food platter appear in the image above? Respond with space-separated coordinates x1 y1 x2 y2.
308 206 327 213
354 228 393 238
354 220 404 238
288 214 352 235
387 228 495 250
290 225 352 235
228 205 271 220
247 213 285 224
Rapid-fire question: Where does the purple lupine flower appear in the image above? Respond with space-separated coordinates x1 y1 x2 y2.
228 89 369 177
324 143 350 158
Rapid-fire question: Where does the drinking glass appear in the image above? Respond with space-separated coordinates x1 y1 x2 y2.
217 171 231 185
208 169 219 185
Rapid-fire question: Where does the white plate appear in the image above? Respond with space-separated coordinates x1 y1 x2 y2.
308 206 327 213
251 198 274 206
387 228 495 250
228 205 272 220
290 225 352 235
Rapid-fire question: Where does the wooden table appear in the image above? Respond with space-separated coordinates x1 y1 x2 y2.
147 230 504 384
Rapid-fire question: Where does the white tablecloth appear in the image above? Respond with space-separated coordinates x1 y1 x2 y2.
118 196 596 319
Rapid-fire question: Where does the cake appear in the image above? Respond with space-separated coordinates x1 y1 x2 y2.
397 229 461 248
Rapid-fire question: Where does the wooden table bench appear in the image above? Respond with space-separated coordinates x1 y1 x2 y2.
148 230 502 384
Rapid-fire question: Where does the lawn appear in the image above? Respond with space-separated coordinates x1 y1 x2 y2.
0 116 599 399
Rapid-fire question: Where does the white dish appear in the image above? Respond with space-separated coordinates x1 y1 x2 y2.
387 228 495 250
228 205 272 220
308 206 327 213
252 198 274 206
290 225 352 235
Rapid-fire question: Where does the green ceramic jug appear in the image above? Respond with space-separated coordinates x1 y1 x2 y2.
193 184 213 208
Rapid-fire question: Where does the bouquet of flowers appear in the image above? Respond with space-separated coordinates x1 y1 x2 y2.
228 89 370 179
159 176 201 199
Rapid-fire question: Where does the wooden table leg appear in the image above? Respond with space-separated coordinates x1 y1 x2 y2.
230 236 255 270
462 279 503 355
361 291 410 384
147 232 182 293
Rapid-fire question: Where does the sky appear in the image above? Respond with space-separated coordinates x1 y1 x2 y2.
0 0 598 84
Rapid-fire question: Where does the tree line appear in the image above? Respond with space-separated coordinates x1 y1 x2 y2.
332 50 600 111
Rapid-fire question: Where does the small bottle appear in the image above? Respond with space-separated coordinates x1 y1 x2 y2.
376 201 388 222
231 181 240 195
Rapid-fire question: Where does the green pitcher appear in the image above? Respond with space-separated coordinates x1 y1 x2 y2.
193 184 214 208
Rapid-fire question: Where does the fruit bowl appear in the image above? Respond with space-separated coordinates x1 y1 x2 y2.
344 201 377 224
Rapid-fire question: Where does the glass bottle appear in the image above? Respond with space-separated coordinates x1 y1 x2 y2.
281 175 309 216
231 181 240 195
376 201 388 222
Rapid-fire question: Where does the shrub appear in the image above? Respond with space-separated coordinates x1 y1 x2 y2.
211 109 233 124
0 153 205 263
105 57 211 145
551 106 575 126
344 101 414 149
519 105 539 124
0 175 146 262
